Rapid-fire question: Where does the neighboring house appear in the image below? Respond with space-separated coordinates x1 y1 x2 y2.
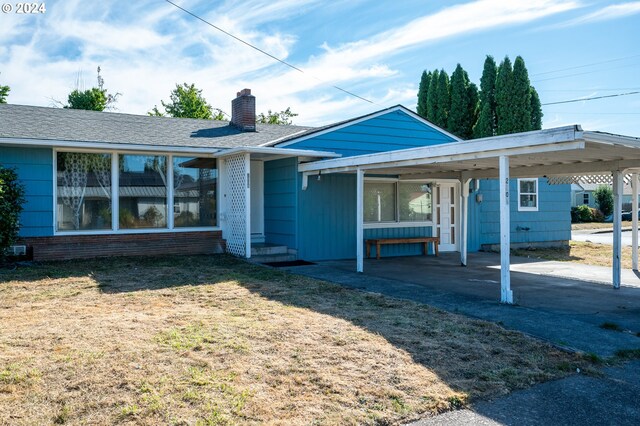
0 89 571 261
572 182 638 210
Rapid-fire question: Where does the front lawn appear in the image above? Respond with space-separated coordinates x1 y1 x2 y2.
0 255 589 425
513 241 633 269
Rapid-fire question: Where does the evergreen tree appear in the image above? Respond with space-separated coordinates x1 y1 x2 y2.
416 70 431 118
530 86 543 130
511 56 532 133
434 69 450 129
447 64 476 139
426 69 439 124
473 56 497 138
495 56 514 135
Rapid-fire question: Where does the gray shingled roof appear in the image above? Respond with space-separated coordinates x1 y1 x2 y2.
0 104 313 149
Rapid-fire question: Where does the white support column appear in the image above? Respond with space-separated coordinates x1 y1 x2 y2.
356 168 365 273
632 173 638 271
499 156 513 304
245 153 252 259
612 170 623 289
111 153 119 231
460 179 470 266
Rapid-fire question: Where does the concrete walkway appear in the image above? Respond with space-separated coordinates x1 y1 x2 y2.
281 252 640 425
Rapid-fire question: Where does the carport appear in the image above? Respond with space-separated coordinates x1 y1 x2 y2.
298 125 640 303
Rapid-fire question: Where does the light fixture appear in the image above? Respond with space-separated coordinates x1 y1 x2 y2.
317 170 322 181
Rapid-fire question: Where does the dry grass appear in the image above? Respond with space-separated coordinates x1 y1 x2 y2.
571 221 632 231
513 241 633 269
0 255 590 425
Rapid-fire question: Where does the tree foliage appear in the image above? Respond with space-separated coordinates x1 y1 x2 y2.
511 56 533 133
425 69 440 125
257 107 298 125
0 165 26 259
495 56 515 135
0 75 9 103
447 64 477 139
416 70 431 118
473 56 498 138
594 185 614 218
530 86 543 130
434 70 450 129
65 67 120 111
151 83 215 119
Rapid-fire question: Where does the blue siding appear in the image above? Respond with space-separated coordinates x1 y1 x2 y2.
0 147 54 237
298 173 434 261
264 157 298 248
284 110 456 157
475 178 571 246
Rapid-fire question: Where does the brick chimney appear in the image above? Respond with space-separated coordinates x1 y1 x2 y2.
230 88 256 131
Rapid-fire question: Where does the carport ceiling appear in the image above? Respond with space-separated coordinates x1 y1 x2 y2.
298 125 640 180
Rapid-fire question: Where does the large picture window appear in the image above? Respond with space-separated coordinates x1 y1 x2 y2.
119 154 167 229
364 180 433 225
173 157 217 227
54 150 218 234
56 152 112 231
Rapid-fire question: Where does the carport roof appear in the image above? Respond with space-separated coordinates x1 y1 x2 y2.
298 125 640 180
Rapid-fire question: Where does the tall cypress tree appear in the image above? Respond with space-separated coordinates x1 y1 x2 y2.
426 69 440 124
447 64 476 139
511 56 532 133
434 69 450 129
530 86 543 130
417 70 431 118
473 55 498 138
495 56 514 135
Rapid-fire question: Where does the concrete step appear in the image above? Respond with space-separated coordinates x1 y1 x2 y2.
251 243 288 256
250 253 297 264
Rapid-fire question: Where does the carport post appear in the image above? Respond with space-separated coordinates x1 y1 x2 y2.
356 168 365 273
612 170 623 289
460 179 470 266
632 173 638 271
499 156 513 304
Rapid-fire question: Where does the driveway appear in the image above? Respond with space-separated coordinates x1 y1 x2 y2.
572 229 633 246
283 252 640 425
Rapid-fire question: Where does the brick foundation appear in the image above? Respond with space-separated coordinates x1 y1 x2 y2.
20 231 226 261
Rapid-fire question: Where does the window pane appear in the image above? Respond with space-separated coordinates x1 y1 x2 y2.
520 194 537 208
364 182 396 222
173 157 217 227
520 180 536 194
119 155 167 229
399 182 432 222
56 152 112 231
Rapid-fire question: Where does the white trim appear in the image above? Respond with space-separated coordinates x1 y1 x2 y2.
460 179 470 266
517 178 539 212
499 155 513 304
1 137 220 155
55 227 221 237
167 155 175 230
613 171 623 289
632 173 638 271
244 153 252 259
273 105 463 148
214 146 340 159
356 168 364 273
111 153 118 231
363 221 434 229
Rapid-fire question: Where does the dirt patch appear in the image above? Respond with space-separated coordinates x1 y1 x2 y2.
0 255 592 425
513 241 633 269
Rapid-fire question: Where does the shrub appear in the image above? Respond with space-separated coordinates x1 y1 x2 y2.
0 165 26 259
594 185 613 217
573 205 592 222
591 208 604 223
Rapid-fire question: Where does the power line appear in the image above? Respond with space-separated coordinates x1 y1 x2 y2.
537 87 640 92
531 54 640 76
163 0 374 104
544 111 640 115
533 62 640 83
542 91 640 105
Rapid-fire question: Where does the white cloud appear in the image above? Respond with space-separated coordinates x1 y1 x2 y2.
557 1 640 26
0 0 584 126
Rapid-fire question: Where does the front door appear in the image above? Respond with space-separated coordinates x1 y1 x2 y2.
436 183 459 252
250 161 264 241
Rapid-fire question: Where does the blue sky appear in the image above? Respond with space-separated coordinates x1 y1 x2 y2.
0 0 638 134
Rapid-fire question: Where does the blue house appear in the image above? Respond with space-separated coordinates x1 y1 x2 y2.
0 88 573 265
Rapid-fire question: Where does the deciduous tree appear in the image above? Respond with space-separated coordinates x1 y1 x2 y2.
151 83 214 119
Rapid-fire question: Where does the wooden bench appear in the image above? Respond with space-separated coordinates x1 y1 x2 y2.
365 237 440 260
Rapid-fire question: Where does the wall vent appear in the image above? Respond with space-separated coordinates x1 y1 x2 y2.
7 245 27 256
